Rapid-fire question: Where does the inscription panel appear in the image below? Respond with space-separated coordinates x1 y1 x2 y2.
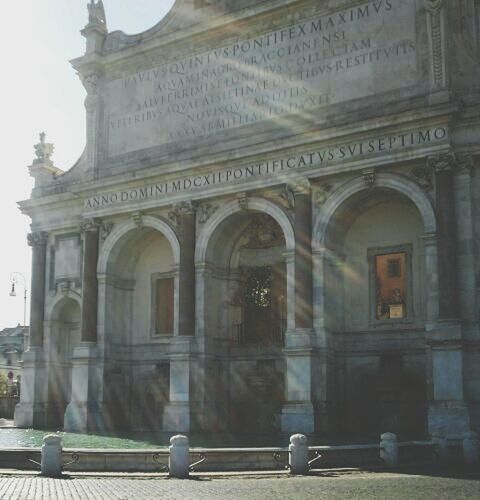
86 126 448 212
106 0 418 157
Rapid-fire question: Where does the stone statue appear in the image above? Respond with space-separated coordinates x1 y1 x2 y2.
88 0 106 26
34 132 54 163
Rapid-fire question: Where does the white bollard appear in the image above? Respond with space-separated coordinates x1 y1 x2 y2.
169 435 189 478
380 432 398 467
463 431 479 466
431 432 448 462
289 434 309 475
41 435 63 477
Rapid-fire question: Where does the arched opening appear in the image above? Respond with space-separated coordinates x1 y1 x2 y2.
102 226 176 433
47 298 81 429
203 210 287 439
322 188 428 440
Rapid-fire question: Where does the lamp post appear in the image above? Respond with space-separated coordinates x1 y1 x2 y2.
9 272 28 350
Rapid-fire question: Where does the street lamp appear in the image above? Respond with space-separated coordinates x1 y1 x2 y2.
9 272 28 350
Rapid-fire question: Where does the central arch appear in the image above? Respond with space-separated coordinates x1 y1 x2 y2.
196 197 294 439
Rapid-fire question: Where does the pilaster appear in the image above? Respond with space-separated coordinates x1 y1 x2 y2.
173 202 196 337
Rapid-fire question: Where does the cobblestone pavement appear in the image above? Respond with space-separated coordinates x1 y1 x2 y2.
0 470 478 500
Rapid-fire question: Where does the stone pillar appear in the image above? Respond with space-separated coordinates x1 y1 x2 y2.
176 202 196 337
41 435 63 477
14 232 49 428
28 232 48 348
432 155 459 320
163 357 191 433
169 435 190 478
293 182 313 330
282 178 315 435
427 154 470 436
380 432 399 467
64 344 99 433
80 220 100 342
289 434 309 475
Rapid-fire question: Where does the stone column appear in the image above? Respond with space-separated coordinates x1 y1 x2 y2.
427 154 470 435
282 178 315 435
29 232 48 348
432 155 459 319
293 181 314 331
176 202 196 337
14 232 49 428
80 220 100 342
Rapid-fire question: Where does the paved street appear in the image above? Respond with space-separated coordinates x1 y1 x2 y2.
0 469 478 500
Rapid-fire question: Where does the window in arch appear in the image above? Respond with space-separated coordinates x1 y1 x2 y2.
151 275 174 335
369 245 412 322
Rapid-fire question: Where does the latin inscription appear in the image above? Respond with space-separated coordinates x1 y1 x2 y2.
106 0 418 156
86 127 447 210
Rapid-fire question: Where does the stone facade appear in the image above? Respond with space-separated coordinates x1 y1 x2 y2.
14 0 480 442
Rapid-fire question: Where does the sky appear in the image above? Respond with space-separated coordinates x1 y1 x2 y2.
0 0 176 330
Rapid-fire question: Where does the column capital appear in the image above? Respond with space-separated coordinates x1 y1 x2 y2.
169 201 196 227
27 232 48 247
287 176 311 197
427 152 455 172
80 218 101 233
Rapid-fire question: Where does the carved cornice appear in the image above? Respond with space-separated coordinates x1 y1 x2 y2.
27 232 48 247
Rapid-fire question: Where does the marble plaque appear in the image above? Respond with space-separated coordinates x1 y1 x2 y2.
106 0 418 157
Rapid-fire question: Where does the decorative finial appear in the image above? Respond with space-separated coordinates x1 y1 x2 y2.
87 0 107 28
34 133 54 163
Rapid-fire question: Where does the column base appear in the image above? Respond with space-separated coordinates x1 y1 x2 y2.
64 344 100 433
428 403 471 436
163 402 190 433
281 403 314 434
64 402 101 433
14 402 48 429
